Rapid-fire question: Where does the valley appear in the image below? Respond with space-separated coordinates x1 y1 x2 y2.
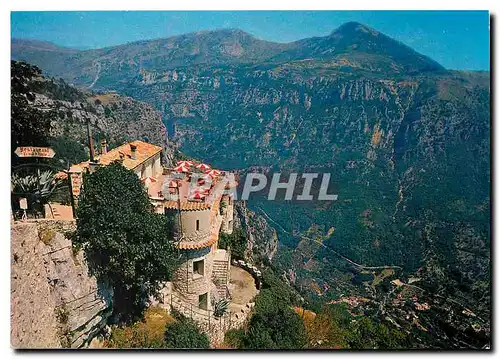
11 21 491 348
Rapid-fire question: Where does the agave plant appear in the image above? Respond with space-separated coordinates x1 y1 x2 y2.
11 169 65 215
213 298 230 318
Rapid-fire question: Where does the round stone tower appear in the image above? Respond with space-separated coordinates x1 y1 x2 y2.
167 204 218 310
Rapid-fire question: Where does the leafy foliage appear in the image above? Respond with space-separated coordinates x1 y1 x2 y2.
11 61 54 166
229 269 307 349
163 312 210 349
224 329 246 348
346 317 409 349
74 163 180 321
243 294 307 349
218 228 247 259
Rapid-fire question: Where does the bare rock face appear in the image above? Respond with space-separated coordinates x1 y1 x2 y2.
11 221 113 348
11 223 61 348
233 201 278 264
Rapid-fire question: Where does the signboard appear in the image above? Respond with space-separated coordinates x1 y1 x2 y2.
19 198 27 210
14 147 55 158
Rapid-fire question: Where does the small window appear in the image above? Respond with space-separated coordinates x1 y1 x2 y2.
199 293 208 310
193 259 204 277
196 219 200 231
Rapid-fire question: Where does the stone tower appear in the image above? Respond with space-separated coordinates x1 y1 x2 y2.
164 172 236 311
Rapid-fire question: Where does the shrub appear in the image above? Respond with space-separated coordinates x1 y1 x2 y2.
164 315 209 349
224 329 245 348
105 306 174 348
232 269 307 349
218 228 247 259
243 299 307 349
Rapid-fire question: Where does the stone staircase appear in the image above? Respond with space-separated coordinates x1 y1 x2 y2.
212 249 231 299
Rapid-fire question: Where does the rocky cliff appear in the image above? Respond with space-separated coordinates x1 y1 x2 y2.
11 220 112 348
11 64 173 168
233 201 278 264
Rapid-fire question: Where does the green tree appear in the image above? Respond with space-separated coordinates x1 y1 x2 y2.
74 163 179 321
164 314 210 349
218 228 247 259
244 300 307 349
346 317 409 349
11 61 54 166
233 270 306 349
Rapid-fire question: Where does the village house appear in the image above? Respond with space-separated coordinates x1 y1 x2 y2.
64 140 240 313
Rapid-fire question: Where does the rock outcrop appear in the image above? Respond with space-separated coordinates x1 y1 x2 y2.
234 201 278 264
11 220 112 348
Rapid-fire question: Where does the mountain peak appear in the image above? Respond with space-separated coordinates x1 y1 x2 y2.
333 21 377 36
322 21 445 73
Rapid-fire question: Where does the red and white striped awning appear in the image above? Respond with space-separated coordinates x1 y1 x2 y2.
177 160 194 167
190 191 206 200
205 169 221 177
173 164 190 173
196 163 211 171
167 180 179 188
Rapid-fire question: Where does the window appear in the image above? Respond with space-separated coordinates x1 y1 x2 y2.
193 259 204 277
196 219 200 231
198 293 208 310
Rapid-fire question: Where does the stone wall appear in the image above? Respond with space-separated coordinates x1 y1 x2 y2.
172 247 215 308
179 209 211 242
11 220 113 348
159 288 254 347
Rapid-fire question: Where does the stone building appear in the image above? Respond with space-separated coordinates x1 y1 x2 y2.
66 140 163 205
61 139 238 312
150 170 237 310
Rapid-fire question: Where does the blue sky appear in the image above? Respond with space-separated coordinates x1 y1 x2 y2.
11 11 490 70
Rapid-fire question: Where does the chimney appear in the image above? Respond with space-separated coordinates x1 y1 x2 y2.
119 152 125 163
100 139 107 155
130 144 137 160
86 118 95 162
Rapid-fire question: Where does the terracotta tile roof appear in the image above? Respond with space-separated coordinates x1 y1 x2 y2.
94 140 162 170
64 141 161 175
177 232 218 249
163 201 211 211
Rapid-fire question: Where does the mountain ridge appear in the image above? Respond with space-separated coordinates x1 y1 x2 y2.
12 22 448 89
